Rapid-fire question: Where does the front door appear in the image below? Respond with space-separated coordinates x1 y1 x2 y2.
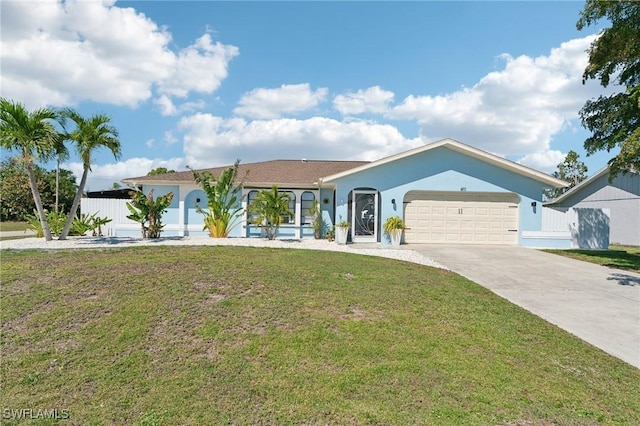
352 190 378 242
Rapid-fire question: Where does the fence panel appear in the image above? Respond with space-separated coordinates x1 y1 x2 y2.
80 198 134 236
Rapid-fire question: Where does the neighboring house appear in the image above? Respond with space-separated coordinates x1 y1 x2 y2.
545 167 640 246
109 138 570 246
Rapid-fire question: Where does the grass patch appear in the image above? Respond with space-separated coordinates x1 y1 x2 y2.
0 235 33 241
544 244 640 272
1 246 639 424
0 221 30 232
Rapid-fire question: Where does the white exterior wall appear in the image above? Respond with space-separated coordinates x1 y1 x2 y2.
528 206 610 249
550 171 640 246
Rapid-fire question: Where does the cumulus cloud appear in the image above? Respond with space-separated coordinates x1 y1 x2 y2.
0 0 237 109
333 86 395 115
64 157 188 191
517 150 566 173
178 113 422 168
386 35 607 162
154 95 206 116
233 83 328 119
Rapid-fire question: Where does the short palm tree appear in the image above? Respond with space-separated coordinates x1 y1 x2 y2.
0 98 64 241
58 109 121 240
248 186 293 240
192 160 246 238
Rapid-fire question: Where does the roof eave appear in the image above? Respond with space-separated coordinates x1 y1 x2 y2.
322 138 569 187
544 166 610 206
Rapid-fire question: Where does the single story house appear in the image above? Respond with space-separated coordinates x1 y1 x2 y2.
116 138 570 246
545 167 640 246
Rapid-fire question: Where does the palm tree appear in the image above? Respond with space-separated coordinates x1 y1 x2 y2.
0 98 64 241
248 186 293 240
58 109 121 240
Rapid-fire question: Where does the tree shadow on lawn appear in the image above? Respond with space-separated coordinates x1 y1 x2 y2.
569 249 640 272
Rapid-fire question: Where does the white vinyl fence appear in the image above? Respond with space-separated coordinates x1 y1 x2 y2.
80 198 136 236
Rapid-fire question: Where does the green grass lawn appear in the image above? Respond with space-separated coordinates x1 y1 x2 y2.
0 221 30 232
1 246 639 425
544 244 640 272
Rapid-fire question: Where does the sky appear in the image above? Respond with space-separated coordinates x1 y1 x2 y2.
0 0 617 191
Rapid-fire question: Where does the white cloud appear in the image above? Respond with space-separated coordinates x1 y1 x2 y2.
517 150 566 173
157 33 238 98
233 83 328 119
164 131 178 145
64 157 188 191
178 113 422 168
0 0 237 109
386 35 607 162
145 139 154 148
154 95 206 116
333 86 395 115
154 95 178 116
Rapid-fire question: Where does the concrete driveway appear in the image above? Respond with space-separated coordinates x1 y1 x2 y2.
411 244 640 369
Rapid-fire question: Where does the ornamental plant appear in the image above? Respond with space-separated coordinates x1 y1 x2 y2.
192 160 246 238
248 186 293 240
126 189 174 239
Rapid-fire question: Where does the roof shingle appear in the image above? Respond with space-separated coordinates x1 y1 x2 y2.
122 159 369 187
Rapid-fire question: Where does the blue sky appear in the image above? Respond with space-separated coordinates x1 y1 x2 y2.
1 0 614 190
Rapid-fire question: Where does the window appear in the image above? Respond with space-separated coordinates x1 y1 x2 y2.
247 190 259 224
301 191 316 224
282 191 295 224
247 189 296 224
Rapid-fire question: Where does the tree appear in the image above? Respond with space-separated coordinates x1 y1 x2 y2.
58 109 121 240
0 158 77 221
544 150 588 200
126 189 174 239
0 98 64 240
577 1 640 178
192 160 246 238
248 186 293 240
147 167 176 176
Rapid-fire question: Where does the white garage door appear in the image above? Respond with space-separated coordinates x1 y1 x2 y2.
403 191 519 245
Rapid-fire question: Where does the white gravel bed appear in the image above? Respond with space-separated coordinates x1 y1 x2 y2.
0 235 447 269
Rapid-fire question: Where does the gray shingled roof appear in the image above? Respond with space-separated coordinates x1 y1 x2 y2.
122 159 369 186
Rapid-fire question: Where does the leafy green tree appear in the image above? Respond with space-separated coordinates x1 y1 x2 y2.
0 98 64 240
577 1 640 178
0 157 41 221
126 189 174 239
0 157 77 221
42 168 77 216
192 160 246 238
58 109 121 240
248 186 294 240
147 167 176 176
544 150 588 200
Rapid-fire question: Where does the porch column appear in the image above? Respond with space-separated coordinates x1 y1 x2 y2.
294 189 302 238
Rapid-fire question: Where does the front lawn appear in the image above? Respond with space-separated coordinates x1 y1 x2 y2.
1 246 638 425
0 221 30 232
544 244 640 272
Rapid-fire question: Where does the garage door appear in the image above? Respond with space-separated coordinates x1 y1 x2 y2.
403 191 519 245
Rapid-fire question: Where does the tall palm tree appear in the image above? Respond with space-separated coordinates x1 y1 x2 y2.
0 98 64 241
58 109 121 240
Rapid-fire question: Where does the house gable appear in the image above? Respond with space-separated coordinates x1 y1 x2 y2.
545 167 640 207
322 138 567 189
